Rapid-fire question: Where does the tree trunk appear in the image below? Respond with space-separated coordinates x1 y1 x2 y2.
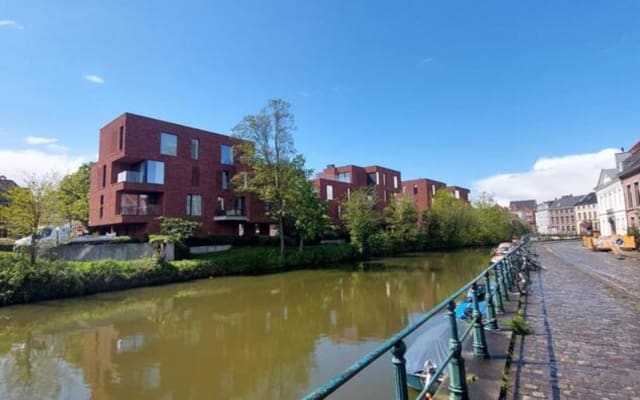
278 216 285 265
29 234 37 265
299 236 303 252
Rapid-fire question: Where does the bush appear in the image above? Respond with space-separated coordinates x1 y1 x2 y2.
0 244 358 306
0 238 14 252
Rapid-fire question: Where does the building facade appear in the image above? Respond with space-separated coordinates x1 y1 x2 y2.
313 164 402 224
535 201 552 234
618 144 640 230
573 192 598 234
89 113 271 238
509 200 537 231
401 178 447 215
548 195 582 235
594 151 631 236
444 186 471 203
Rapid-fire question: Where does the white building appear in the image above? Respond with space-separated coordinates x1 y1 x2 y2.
535 201 552 234
574 192 598 234
594 152 631 236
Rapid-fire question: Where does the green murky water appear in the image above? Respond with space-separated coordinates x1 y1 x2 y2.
0 248 489 400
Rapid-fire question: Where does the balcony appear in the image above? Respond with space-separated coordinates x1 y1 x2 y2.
117 170 142 184
315 173 351 183
119 204 162 217
214 208 248 222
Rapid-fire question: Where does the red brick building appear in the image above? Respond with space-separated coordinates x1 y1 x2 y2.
313 164 402 224
89 113 271 238
401 178 470 215
509 199 537 230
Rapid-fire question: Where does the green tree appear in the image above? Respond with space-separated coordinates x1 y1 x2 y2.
58 163 92 227
472 192 511 245
384 197 418 244
422 190 473 248
159 217 201 244
342 188 379 257
0 174 61 264
232 99 304 262
291 177 330 251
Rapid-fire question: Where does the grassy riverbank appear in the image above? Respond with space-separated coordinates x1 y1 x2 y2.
0 244 357 307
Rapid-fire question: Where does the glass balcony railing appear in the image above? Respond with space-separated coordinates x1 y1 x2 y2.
120 204 162 216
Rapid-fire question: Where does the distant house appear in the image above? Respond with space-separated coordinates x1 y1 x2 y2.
618 142 640 230
573 192 598 234
509 200 537 231
401 178 470 217
595 150 631 236
0 176 19 238
548 195 583 235
535 201 553 234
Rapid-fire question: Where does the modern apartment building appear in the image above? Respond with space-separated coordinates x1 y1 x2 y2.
401 178 447 214
444 186 471 203
313 164 402 224
88 113 271 238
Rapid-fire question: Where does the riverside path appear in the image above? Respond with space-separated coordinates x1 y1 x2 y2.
506 240 640 400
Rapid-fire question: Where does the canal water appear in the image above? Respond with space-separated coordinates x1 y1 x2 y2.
0 248 489 400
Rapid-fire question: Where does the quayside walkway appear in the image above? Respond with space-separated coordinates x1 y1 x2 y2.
507 240 640 400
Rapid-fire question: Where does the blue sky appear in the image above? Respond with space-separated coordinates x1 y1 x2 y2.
1 0 639 203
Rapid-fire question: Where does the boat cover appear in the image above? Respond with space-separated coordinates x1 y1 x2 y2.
405 315 469 375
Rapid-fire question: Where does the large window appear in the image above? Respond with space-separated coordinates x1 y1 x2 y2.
191 138 199 160
393 175 398 189
338 172 351 183
221 144 233 165
145 160 165 184
186 194 202 216
161 133 177 156
119 193 160 216
326 184 334 200
366 172 377 186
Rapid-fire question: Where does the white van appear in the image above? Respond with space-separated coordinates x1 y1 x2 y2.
13 225 72 250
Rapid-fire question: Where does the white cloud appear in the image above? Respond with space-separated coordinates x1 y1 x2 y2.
0 149 87 184
472 148 618 206
25 136 58 145
83 74 104 84
419 57 433 66
0 20 24 29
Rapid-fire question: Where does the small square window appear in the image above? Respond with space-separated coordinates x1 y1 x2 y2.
161 133 177 156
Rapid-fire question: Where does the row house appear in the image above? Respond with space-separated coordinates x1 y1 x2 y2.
509 200 537 231
574 192 598 234
88 113 271 238
619 143 640 230
594 151 631 236
534 201 553 234
547 195 581 234
313 164 402 224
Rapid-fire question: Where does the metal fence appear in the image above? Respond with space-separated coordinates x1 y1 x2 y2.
302 236 530 400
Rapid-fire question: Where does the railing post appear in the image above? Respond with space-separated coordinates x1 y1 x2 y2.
484 271 498 330
492 264 505 313
503 259 513 293
471 282 490 359
447 301 469 400
391 340 409 400
498 261 510 302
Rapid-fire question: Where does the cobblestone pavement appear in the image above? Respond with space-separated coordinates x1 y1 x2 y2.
507 241 640 400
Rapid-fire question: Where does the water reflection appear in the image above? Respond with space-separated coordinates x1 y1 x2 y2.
0 248 488 400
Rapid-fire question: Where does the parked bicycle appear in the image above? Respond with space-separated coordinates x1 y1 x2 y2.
509 246 543 295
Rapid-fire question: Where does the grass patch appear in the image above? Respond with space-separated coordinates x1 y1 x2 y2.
507 312 533 336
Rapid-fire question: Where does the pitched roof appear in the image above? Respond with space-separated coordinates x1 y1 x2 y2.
575 192 597 206
619 151 640 179
509 200 536 211
550 195 583 209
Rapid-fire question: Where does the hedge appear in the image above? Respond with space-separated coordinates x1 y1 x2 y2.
0 244 357 307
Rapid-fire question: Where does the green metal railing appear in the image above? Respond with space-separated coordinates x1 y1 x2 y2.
302 236 530 400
